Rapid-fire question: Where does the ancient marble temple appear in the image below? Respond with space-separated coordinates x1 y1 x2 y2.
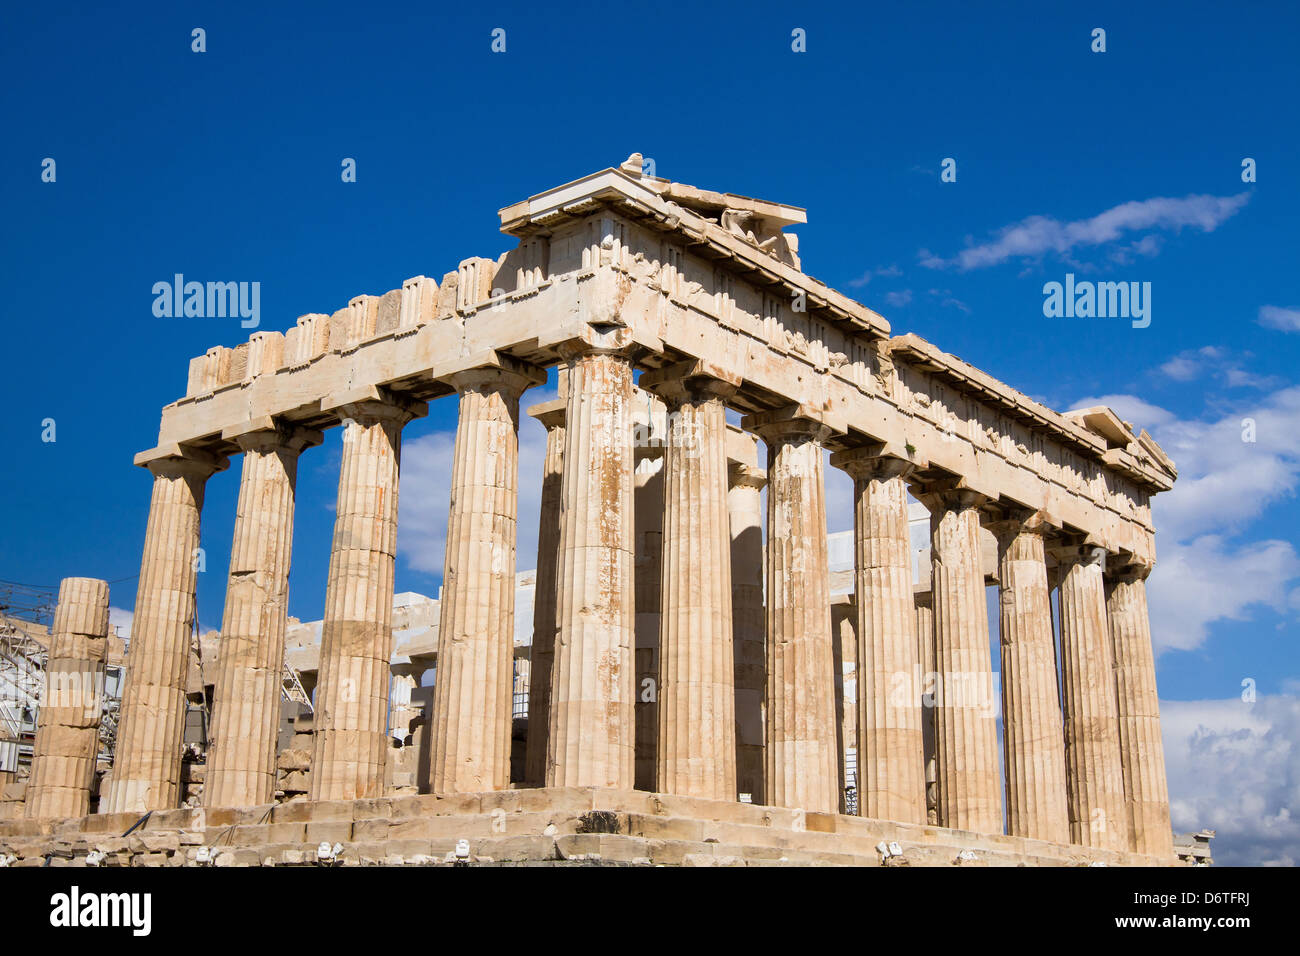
6 156 1180 866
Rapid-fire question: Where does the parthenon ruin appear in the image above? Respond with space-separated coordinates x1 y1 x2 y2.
0 155 1182 866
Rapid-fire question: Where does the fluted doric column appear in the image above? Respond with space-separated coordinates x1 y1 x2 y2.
914 592 938 824
744 407 838 813
429 360 544 793
990 511 1069 843
1056 544 1129 851
105 450 225 815
918 486 1001 834
632 420 664 793
205 424 319 809
523 395 566 787
728 460 766 804
1107 562 1174 857
310 392 425 802
546 344 636 788
26 577 110 819
642 362 738 800
832 448 926 824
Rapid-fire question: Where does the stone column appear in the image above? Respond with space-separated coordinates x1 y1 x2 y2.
642 363 738 801
918 487 1001 834
990 512 1069 843
546 344 636 789
523 397 566 788
831 448 926 823
728 461 766 804
1056 544 1129 851
429 361 543 794
26 577 110 819
914 591 938 824
632 443 663 792
1107 563 1174 857
104 450 225 815
387 660 423 744
744 408 838 814
205 424 319 809
310 393 425 802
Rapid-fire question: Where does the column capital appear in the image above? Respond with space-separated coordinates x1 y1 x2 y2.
913 478 991 514
443 354 547 397
830 442 924 480
1048 540 1110 568
638 358 741 406
323 386 428 426
135 444 229 480
1108 556 1153 583
555 327 637 361
728 461 767 491
527 396 567 430
221 418 324 455
985 506 1060 542
741 404 832 445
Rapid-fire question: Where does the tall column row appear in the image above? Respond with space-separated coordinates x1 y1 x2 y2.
87 351 1170 864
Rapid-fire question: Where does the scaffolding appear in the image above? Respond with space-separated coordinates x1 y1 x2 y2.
0 580 123 775
281 661 312 712
0 581 56 774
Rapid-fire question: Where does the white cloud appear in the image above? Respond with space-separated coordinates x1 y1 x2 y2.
396 430 456 580
1072 385 1300 653
846 264 901 289
1161 695 1300 866
1152 346 1279 391
1259 305 1300 332
1074 386 1300 540
108 606 133 643
921 192 1250 271
884 289 912 307
1159 346 1223 382
1148 536 1300 653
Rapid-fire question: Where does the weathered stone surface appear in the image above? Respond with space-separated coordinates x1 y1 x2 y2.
833 451 926 824
642 364 738 801
206 426 318 809
88 158 1181 867
920 488 1002 834
991 512 1069 844
311 396 424 802
727 454 766 805
546 345 636 789
25 577 111 821
106 454 224 814
522 390 566 787
430 362 542 793
746 408 838 815
1057 545 1129 852
1107 565 1175 858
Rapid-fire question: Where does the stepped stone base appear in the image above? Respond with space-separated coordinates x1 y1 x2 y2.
0 787 1180 867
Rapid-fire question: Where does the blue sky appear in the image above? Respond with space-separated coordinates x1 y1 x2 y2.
2 2 1297 863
